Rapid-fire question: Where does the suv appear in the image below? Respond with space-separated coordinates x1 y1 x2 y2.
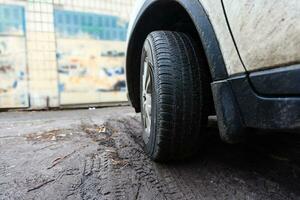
125 0 300 161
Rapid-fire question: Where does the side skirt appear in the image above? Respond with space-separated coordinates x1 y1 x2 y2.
212 65 300 143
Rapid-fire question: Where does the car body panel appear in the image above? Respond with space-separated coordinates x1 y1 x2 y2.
126 0 245 76
223 0 300 72
197 0 244 75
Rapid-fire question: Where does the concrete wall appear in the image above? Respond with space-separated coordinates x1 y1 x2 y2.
0 0 136 109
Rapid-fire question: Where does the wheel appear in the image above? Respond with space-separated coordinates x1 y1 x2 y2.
140 31 211 161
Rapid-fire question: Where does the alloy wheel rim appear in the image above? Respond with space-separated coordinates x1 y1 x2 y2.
142 58 152 144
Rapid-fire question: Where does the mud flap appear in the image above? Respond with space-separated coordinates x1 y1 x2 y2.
211 80 246 144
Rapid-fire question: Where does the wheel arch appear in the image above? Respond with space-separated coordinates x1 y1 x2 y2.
126 0 228 112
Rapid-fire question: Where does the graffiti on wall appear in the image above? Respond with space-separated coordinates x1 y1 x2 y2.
55 9 128 104
57 39 126 93
0 5 28 108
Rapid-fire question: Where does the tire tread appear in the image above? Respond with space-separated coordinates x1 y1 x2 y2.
143 31 211 161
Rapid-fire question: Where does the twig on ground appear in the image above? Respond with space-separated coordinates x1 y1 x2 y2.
47 150 76 169
27 179 55 192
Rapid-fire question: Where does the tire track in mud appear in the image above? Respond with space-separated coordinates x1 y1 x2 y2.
76 126 123 199
107 116 203 200
103 115 300 200
77 116 188 200
77 119 142 200
20 114 298 200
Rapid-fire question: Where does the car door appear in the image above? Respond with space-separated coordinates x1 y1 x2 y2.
222 0 300 72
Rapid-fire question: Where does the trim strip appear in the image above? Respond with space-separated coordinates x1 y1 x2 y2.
250 64 300 96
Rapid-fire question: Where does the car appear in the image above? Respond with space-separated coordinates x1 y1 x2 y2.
125 0 300 162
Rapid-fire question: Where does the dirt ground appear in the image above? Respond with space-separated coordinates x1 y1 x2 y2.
0 106 299 200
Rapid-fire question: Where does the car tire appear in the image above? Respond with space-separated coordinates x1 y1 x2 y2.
140 31 211 161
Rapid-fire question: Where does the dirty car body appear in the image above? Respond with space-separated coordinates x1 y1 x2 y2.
125 0 300 161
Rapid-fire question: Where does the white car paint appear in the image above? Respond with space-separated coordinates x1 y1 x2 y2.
197 0 245 75
223 0 300 71
127 0 299 76
126 0 246 75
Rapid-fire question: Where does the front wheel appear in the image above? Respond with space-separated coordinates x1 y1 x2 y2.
140 31 211 161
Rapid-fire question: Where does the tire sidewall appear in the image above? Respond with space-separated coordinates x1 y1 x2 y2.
140 39 158 157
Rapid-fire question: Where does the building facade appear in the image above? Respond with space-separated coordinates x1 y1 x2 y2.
0 0 136 109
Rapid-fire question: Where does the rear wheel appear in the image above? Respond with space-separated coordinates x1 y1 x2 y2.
140 31 211 161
